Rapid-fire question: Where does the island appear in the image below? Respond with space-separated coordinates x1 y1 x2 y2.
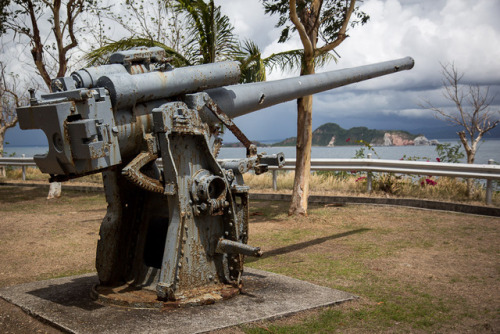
270 123 439 147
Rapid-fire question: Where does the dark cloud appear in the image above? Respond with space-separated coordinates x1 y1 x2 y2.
219 0 500 141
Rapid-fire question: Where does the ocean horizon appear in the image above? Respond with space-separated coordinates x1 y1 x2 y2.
4 138 499 165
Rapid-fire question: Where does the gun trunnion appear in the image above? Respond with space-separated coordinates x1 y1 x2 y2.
17 47 414 307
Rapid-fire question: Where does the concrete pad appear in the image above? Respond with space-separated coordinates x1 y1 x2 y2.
0 268 355 334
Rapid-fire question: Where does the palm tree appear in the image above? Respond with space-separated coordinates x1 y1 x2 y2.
175 0 241 65
237 40 266 83
85 0 241 69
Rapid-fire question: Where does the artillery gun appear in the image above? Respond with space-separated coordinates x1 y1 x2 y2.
17 47 414 307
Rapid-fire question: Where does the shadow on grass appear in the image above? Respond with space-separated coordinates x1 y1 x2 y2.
249 201 329 222
0 186 95 204
0 186 48 203
247 228 370 263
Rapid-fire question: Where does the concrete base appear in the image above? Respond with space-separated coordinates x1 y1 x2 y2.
0 268 355 334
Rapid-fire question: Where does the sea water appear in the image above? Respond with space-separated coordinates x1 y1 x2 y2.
4 139 499 165
218 139 500 164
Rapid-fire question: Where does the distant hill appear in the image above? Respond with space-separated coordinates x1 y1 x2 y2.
222 140 270 148
272 123 420 147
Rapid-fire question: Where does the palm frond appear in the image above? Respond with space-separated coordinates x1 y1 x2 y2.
264 49 303 74
264 49 338 74
238 40 266 83
174 0 240 64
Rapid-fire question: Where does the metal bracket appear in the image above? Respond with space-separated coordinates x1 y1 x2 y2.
204 98 257 157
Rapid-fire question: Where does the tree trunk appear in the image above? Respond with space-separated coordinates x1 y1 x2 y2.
458 131 476 198
465 150 476 198
0 130 5 177
288 55 315 216
289 94 313 216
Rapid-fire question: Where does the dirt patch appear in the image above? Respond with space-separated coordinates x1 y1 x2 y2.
0 186 499 333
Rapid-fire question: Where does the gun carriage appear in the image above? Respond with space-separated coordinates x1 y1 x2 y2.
17 47 414 307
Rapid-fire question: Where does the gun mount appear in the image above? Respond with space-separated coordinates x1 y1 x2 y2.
17 47 414 307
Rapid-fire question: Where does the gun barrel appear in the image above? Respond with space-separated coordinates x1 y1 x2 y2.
204 57 414 120
97 61 241 109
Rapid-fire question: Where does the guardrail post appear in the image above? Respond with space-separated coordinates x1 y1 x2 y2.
272 170 278 191
22 154 26 181
366 154 372 193
485 159 494 205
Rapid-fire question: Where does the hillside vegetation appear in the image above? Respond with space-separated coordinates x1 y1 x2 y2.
273 122 419 146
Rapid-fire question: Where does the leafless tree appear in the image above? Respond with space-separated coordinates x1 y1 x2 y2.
0 62 24 176
423 63 500 196
1 0 97 90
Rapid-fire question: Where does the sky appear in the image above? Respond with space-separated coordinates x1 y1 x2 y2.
4 0 500 146
217 0 500 142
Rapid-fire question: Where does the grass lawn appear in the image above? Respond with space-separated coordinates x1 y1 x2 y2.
0 186 498 333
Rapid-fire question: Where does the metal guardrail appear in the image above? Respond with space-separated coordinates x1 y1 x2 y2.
268 155 499 205
0 155 36 181
0 156 37 166
1 156 499 204
269 157 500 179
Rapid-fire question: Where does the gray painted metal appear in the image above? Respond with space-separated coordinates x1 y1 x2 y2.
14 47 416 305
98 61 241 109
204 57 414 121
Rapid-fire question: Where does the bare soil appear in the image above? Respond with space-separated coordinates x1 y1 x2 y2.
0 185 498 333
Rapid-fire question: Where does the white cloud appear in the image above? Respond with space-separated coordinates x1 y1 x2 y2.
3 0 500 143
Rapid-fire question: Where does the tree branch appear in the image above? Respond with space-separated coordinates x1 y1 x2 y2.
289 0 314 58
316 0 356 55
26 0 52 88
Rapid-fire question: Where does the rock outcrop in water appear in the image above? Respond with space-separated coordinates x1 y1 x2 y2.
272 123 438 147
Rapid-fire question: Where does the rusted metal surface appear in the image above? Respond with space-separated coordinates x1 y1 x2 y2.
204 98 257 157
16 46 414 308
91 283 239 309
122 151 163 193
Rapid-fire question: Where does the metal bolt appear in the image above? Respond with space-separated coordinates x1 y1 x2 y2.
225 231 229 236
